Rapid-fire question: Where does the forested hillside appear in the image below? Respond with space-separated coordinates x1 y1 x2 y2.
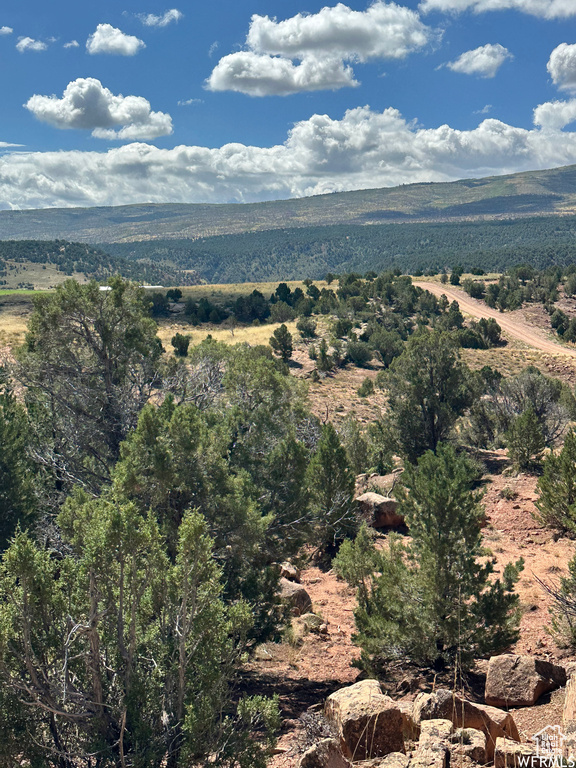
0 240 197 287
102 215 576 283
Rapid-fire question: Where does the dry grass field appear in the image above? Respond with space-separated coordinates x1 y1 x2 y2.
155 318 301 350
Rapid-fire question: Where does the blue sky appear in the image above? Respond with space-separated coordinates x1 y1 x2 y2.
1 0 576 209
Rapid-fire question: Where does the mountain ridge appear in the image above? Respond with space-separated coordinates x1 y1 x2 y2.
2 164 576 244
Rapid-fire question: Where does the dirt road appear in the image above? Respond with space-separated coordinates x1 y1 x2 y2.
414 281 576 358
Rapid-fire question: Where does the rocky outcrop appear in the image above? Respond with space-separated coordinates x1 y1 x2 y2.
494 738 535 768
413 688 519 760
299 738 352 768
485 655 567 708
356 492 405 529
279 577 312 616
324 679 405 760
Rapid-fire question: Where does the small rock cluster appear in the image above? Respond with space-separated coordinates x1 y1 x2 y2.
299 654 574 767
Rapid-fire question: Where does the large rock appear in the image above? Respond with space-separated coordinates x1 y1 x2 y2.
279 577 312 616
299 738 352 768
485 655 567 708
398 700 420 740
419 719 453 745
564 677 576 760
494 738 535 768
353 756 408 768
280 561 301 582
325 679 405 760
356 492 405 529
449 728 487 764
413 688 519 760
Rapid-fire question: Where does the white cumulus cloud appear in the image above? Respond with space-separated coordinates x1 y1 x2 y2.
0 141 23 148
139 9 183 27
206 52 358 96
24 78 172 140
247 2 435 61
16 37 47 53
86 24 145 56
64 40 79 49
419 0 576 19
0 26 13 35
4 104 576 209
207 1 437 96
547 43 576 92
445 43 512 78
534 99 576 130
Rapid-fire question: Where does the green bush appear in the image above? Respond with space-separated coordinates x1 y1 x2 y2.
346 341 373 368
357 377 375 397
171 332 191 357
297 316 317 338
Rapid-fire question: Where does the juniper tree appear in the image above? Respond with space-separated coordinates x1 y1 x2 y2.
506 407 545 471
0 502 279 767
334 445 523 671
12 278 163 497
0 386 36 550
307 423 357 555
380 330 473 462
534 429 576 535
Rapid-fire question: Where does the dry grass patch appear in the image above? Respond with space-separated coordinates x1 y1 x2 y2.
173 280 329 302
156 318 300 351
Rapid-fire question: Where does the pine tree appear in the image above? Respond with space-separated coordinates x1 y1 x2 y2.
334 445 523 671
269 323 293 361
534 429 576 535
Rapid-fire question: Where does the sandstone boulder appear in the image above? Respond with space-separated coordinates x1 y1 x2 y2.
398 700 420 740
564 675 576 727
280 578 312 616
410 744 448 768
325 679 405 760
299 738 352 768
485 655 566 708
419 719 453 745
449 728 487 764
413 688 519 760
353 756 408 768
356 492 405 529
280 561 301 582
494 738 535 768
